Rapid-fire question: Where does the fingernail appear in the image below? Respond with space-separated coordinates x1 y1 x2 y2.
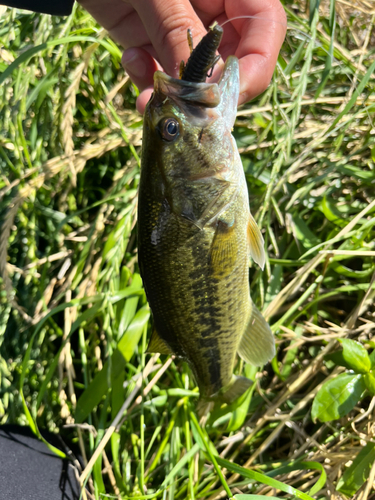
122 49 146 78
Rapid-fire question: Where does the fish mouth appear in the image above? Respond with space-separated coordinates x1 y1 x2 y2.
153 71 221 108
149 57 239 128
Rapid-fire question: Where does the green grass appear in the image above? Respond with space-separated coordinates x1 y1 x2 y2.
1 1 375 499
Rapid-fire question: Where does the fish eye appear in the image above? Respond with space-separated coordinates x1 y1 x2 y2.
160 118 180 141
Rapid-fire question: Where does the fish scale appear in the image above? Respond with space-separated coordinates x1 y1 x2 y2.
138 27 275 410
139 192 246 398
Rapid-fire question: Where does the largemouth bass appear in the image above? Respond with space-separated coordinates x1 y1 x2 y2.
138 27 275 409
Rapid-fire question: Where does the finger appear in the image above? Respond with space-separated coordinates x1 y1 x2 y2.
109 10 151 49
79 0 152 49
132 0 208 78
237 53 274 105
190 3 223 27
225 0 287 103
122 46 161 92
136 87 154 114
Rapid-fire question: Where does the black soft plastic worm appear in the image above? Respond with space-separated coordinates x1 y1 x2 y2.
180 24 223 83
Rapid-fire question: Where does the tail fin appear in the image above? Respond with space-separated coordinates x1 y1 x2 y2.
196 376 252 418
220 375 253 405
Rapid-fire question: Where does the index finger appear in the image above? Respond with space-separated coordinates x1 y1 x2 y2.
224 0 287 104
132 0 209 79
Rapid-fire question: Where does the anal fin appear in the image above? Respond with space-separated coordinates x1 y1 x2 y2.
247 213 265 270
146 327 173 355
196 399 214 419
238 303 275 366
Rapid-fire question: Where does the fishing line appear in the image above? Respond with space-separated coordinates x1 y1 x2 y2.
218 14 326 50
214 14 373 127
219 15 287 29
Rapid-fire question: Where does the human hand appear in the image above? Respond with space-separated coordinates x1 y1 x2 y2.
78 0 287 113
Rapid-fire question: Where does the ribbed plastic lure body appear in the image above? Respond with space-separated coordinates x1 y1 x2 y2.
138 28 275 411
180 24 223 83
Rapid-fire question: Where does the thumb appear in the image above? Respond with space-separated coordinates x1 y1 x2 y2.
131 0 207 78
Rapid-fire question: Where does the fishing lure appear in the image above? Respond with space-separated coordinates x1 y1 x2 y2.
179 23 223 83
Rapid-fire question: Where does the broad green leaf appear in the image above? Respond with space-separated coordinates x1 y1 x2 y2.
364 373 375 396
369 349 375 368
339 339 371 374
312 373 366 422
325 351 353 371
337 442 375 496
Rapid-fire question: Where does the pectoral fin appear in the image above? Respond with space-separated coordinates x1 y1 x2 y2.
210 220 238 278
147 328 172 355
247 214 265 270
238 303 275 366
220 375 253 405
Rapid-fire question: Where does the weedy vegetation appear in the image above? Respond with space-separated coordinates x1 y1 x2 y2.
0 0 375 499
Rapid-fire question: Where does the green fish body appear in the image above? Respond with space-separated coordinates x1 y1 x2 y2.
138 55 275 407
